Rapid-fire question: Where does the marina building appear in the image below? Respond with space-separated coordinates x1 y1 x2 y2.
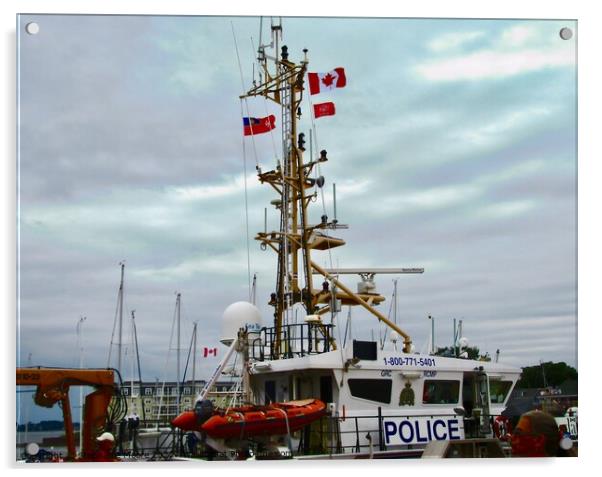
120 379 241 424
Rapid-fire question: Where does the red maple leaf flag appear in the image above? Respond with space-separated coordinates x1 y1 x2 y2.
313 102 336 119
307 68 347 95
203 347 217 358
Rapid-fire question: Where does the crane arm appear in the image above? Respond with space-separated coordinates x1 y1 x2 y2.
16 367 116 461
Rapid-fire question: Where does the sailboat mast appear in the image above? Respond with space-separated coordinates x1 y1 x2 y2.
117 262 125 375
132 310 145 421
192 322 197 396
176 292 181 413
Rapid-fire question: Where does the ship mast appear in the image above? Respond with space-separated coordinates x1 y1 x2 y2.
244 20 416 356
243 20 313 356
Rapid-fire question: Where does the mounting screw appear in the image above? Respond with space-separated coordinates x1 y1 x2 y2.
559 27 573 40
25 22 40 35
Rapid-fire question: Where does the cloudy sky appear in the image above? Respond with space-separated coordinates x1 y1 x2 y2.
16 15 576 422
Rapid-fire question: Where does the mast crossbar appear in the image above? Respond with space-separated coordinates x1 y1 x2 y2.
311 261 413 353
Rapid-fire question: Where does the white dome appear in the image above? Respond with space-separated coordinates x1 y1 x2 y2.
221 301 262 345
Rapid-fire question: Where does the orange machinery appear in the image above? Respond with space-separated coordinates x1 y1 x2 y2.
16 367 116 461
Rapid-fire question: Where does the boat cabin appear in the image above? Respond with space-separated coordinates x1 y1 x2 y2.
247 323 520 454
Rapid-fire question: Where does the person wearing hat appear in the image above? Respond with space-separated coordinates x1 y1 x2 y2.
93 432 118 462
510 410 577 457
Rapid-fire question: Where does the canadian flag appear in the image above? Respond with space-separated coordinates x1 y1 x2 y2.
307 68 347 95
203 347 217 358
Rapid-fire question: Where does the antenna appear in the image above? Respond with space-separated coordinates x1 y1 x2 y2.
333 183 338 223
428 314 435 355
453 318 458 357
540 359 548 388
393 279 398 326
343 306 352 348
258 16 263 52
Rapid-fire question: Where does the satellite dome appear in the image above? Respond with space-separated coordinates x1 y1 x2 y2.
221 301 262 345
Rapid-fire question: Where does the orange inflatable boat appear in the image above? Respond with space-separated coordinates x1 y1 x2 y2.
172 398 326 438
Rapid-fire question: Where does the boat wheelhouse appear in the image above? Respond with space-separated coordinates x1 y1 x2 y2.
247 323 520 454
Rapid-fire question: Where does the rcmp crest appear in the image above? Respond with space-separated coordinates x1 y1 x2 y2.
399 381 415 406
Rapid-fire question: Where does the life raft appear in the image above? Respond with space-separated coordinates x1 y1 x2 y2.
172 398 326 438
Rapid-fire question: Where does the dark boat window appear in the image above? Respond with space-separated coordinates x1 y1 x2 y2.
422 380 460 404
353 340 378 361
320 375 333 403
348 379 392 404
264 380 276 405
490 381 513 404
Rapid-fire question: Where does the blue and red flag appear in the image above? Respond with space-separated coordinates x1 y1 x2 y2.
243 115 276 136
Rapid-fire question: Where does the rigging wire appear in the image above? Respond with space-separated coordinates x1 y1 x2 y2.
156 297 178 426
106 272 122 368
304 83 348 369
250 35 279 161
232 22 260 169
380 287 396 349
239 103 253 303
180 327 196 402
232 22 255 301
225 351 240 412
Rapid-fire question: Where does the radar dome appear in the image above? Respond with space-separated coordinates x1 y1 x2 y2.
221 301 262 345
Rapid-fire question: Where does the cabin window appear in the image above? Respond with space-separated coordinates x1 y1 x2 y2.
422 380 460 404
320 375 333 403
265 380 276 405
490 380 513 404
348 379 392 404
352 340 378 361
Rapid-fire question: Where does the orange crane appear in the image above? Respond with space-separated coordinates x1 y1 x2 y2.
16 367 117 461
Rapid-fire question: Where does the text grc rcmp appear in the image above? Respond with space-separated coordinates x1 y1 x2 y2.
383 418 463 446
